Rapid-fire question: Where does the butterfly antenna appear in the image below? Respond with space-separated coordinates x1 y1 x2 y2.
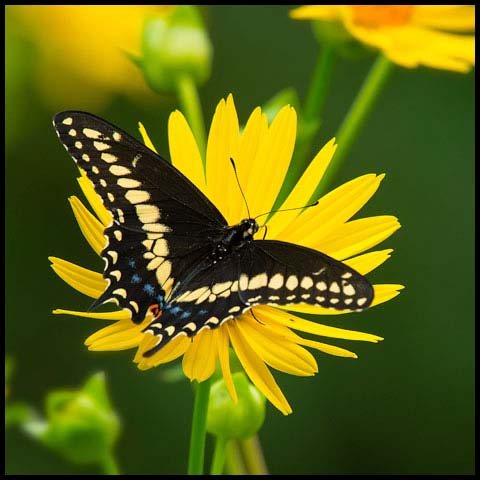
230 157 251 218
254 200 319 221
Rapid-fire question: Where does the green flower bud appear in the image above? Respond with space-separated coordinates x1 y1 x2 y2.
138 5 212 93
23 372 121 465
207 372 266 440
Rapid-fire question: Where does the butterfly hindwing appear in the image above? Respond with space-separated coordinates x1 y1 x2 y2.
242 240 374 311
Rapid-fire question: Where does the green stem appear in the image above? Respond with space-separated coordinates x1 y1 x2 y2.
224 439 247 475
304 44 336 121
100 452 120 475
275 45 336 208
240 435 269 475
210 436 228 475
176 74 207 166
311 54 394 201
187 378 211 475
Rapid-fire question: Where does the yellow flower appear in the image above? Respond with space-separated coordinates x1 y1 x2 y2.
9 5 173 107
50 95 403 415
290 5 475 72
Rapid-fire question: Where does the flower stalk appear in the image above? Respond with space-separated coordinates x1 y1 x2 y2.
311 54 394 200
187 378 212 475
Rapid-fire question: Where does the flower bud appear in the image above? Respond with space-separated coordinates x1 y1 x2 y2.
207 372 266 440
139 5 212 93
23 372 121 465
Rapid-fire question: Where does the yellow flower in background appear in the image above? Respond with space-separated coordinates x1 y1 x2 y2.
49 95 403 415
290 5 475 73
9 5 173 108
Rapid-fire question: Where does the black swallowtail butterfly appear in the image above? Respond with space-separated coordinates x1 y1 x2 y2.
53 111 374 357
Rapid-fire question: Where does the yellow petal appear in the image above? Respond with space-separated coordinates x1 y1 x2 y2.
278 174 385 246
259 306 383 342
76 172 112 227
69 196 106 255
53 308 129 321
227 321 292 415
311 215 401 260
49 256 106 298
138 121 159 153
168 110 206 192
289 5 341 21
266 138 337 238
370 284 405 305
182 328 218 382
232 106 269 223
343 249 394 275
136 333 191 369
412 5 475 32
205 95 240 222
239 314 318 376
217 326 238 403
296 337 358 358
244 105 297 219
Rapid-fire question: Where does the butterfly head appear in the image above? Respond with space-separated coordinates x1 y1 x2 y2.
240 218 259 239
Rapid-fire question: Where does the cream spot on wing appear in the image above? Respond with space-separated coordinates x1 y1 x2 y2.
118 178 142 188
110 165 131 176
83 128 102 139
248 295 262 303
147 257 164 271
136 204 160 223
165 326 176 336
329 282 341 293
208 294 217 302
268 273 284 290
62 117 73 125
142 239 154 250
93 141 110 151
343 284 356 296
269 295 280 301
300 276 313 289
68 129 77 136
113 132 122 141
143 223 171 233
143 252 155 260
106 250 118 263
153 239 169 257
301 293 310 300
316 281 327 291
195 290 211 304
107 192 114 202
92 166 100 174
176 287 209 303
113 288 127 298
248 273 268 290
113 230 122 241
184 322 197 331
228 306 241 313
126 190 151 205
357 297 368 307
239 273 249 291
286 294 296 301
129 301 139 313
81 153 90 161
156 260 172 286
316 296 325 302
206 317 219 325
330 298 339 304
75 141 82 149
212 281 233 295
344 298 353 305
110 270 121 281
101 153 117 163
116 209 125 223
286 275 299 291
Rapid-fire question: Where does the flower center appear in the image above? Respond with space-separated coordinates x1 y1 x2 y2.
351 5 413 28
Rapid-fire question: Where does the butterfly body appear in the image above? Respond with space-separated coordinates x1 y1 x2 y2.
53 111 373 355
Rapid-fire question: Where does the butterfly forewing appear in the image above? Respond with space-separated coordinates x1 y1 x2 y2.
54 111 226 322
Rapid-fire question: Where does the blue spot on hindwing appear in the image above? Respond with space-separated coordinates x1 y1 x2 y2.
143 283 155 295
131 274 141 284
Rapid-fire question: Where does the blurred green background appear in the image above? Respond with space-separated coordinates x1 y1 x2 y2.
5 5 474 475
